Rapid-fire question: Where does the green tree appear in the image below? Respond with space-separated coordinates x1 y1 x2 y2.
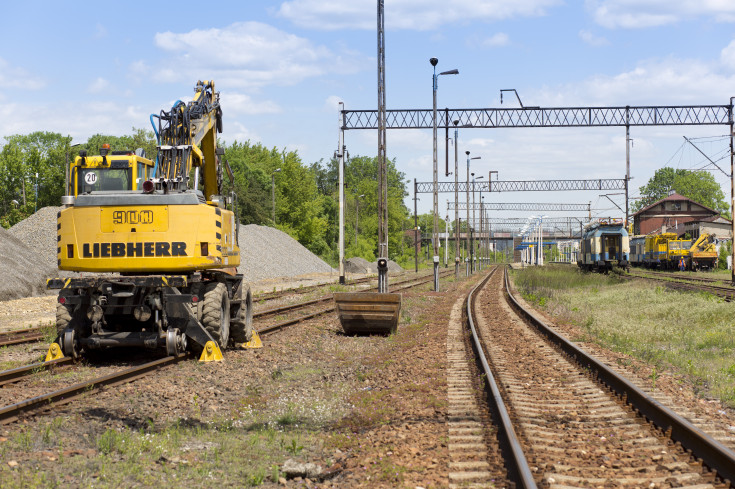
633 167 729 218
85 128 157 161
0 132 73 227
222 141 331 257
313 155 410 263
718 240 732 270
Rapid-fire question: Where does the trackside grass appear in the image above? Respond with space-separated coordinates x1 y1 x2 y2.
511 266 735 406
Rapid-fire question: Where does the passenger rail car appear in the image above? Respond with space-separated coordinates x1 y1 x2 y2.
630 236 646 266
577 219 630 272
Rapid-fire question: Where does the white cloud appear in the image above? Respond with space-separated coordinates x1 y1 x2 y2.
533 54 735 106
323 95 344 113
482 33 510 47
0 58 45 91
587 0 735 29
721 39 735 71
277 0 561 31
87 77 110 94
579 29 609 47
226 121 259 144
221 92 281 115
0 101 147 140
94 23 107 39
153 22 361 89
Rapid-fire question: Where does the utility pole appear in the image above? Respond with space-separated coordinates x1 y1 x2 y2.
336 103 345 284
731 97 734 284
414 179 419 273
445 207 449 268
453 121 460 279
625 118 631 230
377 0 388 292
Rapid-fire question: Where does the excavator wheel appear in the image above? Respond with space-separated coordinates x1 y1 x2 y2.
201 282 230 349
55 295 73 336
230 284 253 344
55 289 89 339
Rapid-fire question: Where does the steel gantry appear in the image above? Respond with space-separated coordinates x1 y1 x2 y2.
448 202 590 212
341 105 731 130
340 100 735 279
415 178 626 193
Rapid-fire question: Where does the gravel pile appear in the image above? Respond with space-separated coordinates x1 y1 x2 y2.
345 257 377 274
237 224 335 281
9 206 63 275
3 207 335 302
0 226 54 301
387 259 404 273
344 257 404 274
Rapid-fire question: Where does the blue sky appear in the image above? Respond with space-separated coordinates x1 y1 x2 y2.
2 1 735 223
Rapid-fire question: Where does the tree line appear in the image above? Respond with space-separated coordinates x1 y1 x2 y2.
0 130 422 267
3 130 729 267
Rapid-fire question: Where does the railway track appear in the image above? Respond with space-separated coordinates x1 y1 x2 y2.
0 326 46 347
254 268 454 335
253 274 378 301
626 271 735 301
460 266 735 487
0 268 456 425
0 270 433 349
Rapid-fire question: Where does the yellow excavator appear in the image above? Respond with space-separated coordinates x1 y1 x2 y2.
46 81 253 362
689 233 718 271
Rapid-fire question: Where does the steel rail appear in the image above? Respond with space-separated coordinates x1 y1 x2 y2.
466 267 538 488
256 270 455 336
0 354 188 425
504 267 735 483
0 327 45 347
0 357 73 387
254 275 376 301
626 273 735 301
255 269 443 320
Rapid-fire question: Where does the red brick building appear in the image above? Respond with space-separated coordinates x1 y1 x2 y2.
632 192 730 237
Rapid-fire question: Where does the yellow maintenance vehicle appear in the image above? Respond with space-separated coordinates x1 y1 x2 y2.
46 81 253 362
690 233 718 271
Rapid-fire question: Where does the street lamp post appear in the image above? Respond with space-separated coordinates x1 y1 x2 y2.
480 196 485 270
431 57 458 291
271 168 281 224
475 175 484 272
445 208 449 268
414 179 419 273
466 151 480 276
453 120 460 279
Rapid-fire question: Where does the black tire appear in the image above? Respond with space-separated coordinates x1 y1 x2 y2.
201 282 230 348
55 296 73 336
56 289 88 337
230 284 253 344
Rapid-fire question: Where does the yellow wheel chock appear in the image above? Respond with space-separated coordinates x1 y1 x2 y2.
199 341 224 362
44 343 64 362
241 331 263 349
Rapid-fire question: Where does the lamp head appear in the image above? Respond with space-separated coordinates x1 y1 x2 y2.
430 57 438 67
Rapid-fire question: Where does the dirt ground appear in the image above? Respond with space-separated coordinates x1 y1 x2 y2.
0 270 473 488
0 267 732 488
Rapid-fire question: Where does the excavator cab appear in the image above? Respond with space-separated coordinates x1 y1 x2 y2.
70 144 154 196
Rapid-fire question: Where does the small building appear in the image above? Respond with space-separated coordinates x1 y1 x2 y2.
632 192 732 239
